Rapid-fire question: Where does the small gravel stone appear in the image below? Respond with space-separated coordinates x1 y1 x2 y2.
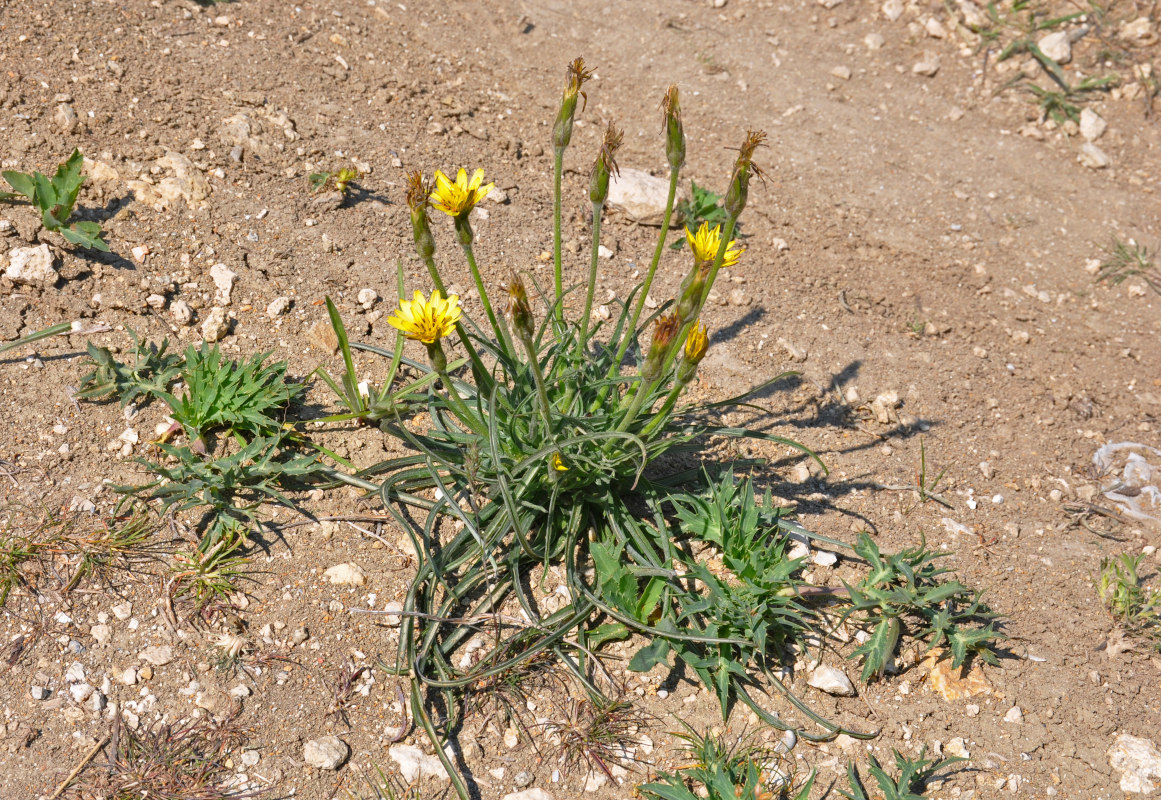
913 51 941 77
1078 142 1111 169
831 65 852 80
30 686 49 700
139 645 175 666
1037 31 1071 63
881 0 904 21
241 750 260 767
500 790 553 800
90 624 112 644
69 683 95 703
1003 705 1023 723
65 662 86 683
303 736 350 770
146 293 167 310
112 602 133 620
383 601 403 627
1109 733 1161 794
864 32 885 49
514 770 534 788
808 665 856 696
210 263 237 306
5 244 58 287
389 744 449 782
324 562 367 586
266 296 291 317
812 550 838 567
171 300 194 326
201 307 230 342
597 244 614 259
1080 108 1107 141
357 288 378 309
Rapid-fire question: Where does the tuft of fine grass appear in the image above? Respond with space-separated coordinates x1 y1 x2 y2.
1096 238 1160 297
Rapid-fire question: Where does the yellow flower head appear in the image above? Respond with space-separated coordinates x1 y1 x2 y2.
685 221 743 269
551 452 569 472
429 168 494 218
388 289 462 344
684 320 709 364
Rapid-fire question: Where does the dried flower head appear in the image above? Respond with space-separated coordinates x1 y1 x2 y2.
589 121 623 204
388 289 462 344
553 57 596 150
505 274 535 342
405 170 434 211
725 129 768 218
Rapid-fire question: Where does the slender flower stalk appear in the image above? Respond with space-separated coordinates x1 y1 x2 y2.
579 121 622 344
506 275 553 432
388 289 483 433
429 167 514 357
640 320 708 438
616 313 679 432
407 171 488 386
614 85 685 370
663 130 766 374
551 57 594 324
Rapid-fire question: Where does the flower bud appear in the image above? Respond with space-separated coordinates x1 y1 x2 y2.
677 321 708 384
552 58 594 151
676 262 709 322
589 122 623 205
641 312 679 384
724 130 767 219
660 85 685 170
406 171 436 262
505 274 535 343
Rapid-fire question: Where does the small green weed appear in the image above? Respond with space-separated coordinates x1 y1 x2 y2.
169 520 252 609
165 345 303 448
638 724 813 800
0 513 44 607
840 747 964 800
76 330 184 408
843 533 1004 681
1 149 109 250
346 766 424 800
310 167 360 196
63 506 157 592
126 432 317 548
915 439 951 508
671 180 731 249
1096 238 1160 297
1098 553 1161 648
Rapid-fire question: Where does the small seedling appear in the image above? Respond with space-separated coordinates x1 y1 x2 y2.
76 330 184 408
169 520 252 610
840 747 964 800
345 765 424 800
1096 238 1160 297
1 149 109 250
639 724 813 800
310 167 360 195
326 662 370 728
915 438 951 508
1098 553 1161 648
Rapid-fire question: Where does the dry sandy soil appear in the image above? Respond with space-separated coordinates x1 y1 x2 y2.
1 0 1160 798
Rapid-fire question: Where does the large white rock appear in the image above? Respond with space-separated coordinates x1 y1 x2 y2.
210 263 237 306
5 244 57 287
138 645 174 666
324 562 367 586
808 665 856 696
607 168 684 226
1110 734 1161 794
303 736 349 770
388 744 450 783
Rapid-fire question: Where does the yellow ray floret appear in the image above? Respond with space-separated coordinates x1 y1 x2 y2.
388 289 462 344
429 168 495 217
684 321 709 363
685 221 743 269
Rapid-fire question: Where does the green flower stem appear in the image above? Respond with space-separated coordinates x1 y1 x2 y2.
418 252 490 390
614 375 659 433
457 237 515 358
552 147 565 326
517 333 554 434
661 212 739 375
613 164 679 371
578 200 604 345
638 379 687 438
